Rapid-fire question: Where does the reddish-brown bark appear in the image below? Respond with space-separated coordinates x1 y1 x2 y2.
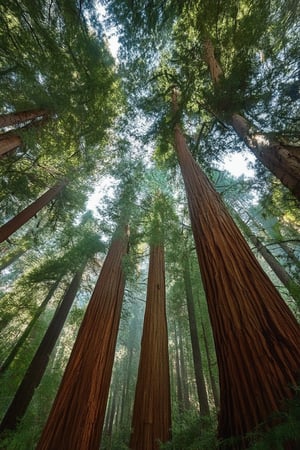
204 39 300 201
36 227 129 450
173 107 300 447
129 244 171 450
0 180 67 243
0 109 48 129
0 135 22 156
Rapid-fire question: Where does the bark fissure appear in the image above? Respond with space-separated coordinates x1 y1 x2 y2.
172 108 300 447
36 227 129 450
129 244 171 450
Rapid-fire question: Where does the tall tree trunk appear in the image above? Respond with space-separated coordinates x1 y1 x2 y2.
204 39 300 201
201 321 220 410
172 93 300 447
0 270 83 433
183 259 210 416
235 214 300 308
0 135 22 156
174 322 185 414
0 109 48 129
0 180 67 243
36 226 129 450
178 320 191 410
129 244 171 450
0 279 61 373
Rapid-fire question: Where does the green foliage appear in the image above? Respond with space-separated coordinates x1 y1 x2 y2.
248 390 300 450
161 410 217 450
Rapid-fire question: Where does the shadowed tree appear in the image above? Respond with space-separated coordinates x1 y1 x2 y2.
36 224 129 450
172 90 300 448
183 256 210 417
0 268 84 433
233 212 300 309
0 278 61 374
0 180 67 243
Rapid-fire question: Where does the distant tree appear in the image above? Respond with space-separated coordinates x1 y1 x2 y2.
0 268 84 433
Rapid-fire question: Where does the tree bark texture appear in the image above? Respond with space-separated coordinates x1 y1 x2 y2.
231 114 300 201
36 227 129 450
204 39 300 202
0 180 67 243
129 244 171 450
0 109 48 129
0 270 83 433
184 260 210 416
173 117 300 447
0 135 22 156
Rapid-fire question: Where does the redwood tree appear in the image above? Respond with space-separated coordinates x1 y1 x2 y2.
172 91 300 447
0 180 67 243
0 109 48 129
129 242 171 450
36 225 129 450
204 39 300 202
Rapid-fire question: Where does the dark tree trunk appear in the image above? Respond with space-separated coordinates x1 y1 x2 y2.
0 109 48 129
174 323 185 414
0 270 83 433
0 248 27 272
235 214 300 308
129 244 171 450
201 321 220 409
0 279 61 373
36 226 129 450
178 321 190 410
204 39 300 202
183 259 210 416
172 94 300 447
0 180 67 243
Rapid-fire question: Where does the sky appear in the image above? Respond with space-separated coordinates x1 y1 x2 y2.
87 6 256 213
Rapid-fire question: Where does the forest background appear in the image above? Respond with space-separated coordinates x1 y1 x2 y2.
0 1 299 449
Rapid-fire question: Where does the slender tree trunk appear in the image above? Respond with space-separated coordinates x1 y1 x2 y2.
129 244 171 450
0 279 61 373
174 323 185 414
178 321 190 410
0 109 48 129
0 135 22 156
0 269 83 433
183 259 210 416
119 345 134 427
0 180 67 243
201 321 220 409
172 93 300 447
235 214 300 308
204 39 300 201
0 248 27 272
36 226 129 450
